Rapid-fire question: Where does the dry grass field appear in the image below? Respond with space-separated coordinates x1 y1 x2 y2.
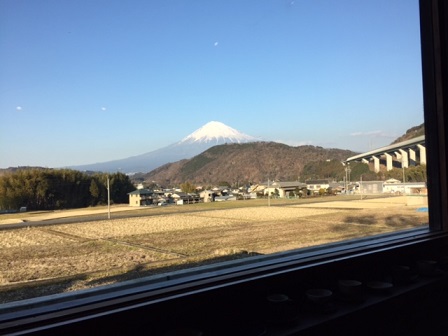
0 195 428 303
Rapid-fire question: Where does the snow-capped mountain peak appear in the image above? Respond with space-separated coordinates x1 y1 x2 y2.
180 121 258 144
70 121 259 173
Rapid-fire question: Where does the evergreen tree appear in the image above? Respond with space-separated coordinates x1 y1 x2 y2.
0 168 135 211
89 180 100 205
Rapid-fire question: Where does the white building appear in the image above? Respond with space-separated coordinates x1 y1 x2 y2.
382 179 426 195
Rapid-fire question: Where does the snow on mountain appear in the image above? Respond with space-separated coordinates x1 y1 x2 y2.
69 121 260 173
180 121 259 144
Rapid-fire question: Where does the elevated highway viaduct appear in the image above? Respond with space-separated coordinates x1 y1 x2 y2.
345 135 425 172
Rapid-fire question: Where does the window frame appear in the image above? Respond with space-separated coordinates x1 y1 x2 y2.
0 0 447 333
420 0 448 232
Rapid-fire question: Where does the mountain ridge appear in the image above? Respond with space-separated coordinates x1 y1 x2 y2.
68 121 259 173
139 142 356 185
391 123 425 144
137 123 426 186
1 123 425 180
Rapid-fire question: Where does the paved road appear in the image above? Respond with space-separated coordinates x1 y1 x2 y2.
0 214 110 230
0 206 162 230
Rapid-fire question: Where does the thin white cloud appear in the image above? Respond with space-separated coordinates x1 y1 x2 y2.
16 106 22 111
350 130 395 138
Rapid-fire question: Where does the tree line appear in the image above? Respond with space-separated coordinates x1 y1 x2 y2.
0 168 135 211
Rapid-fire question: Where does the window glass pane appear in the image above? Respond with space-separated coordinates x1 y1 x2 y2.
0 0 427 304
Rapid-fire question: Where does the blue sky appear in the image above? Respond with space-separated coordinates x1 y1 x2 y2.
0 0 423 168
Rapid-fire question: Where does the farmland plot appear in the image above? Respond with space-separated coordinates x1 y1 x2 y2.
0 199 427 303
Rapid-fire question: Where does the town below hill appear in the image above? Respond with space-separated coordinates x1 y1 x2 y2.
0 124 427 212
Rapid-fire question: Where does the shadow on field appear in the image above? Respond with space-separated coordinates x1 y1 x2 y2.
0 274 89 305
1 252 264 304
85 251 263 288
343 215 377 225
328 224 373 242
334 214 424 232
384 215 424 228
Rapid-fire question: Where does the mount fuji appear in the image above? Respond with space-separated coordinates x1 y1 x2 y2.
69 121 260 174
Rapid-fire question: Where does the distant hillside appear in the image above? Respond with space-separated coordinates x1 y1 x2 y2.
140 142 356 185
0 166 45 176
391 123 425 144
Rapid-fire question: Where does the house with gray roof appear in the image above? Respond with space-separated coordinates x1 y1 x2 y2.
306 179 333 194
257 181 307 198
127 189 154 206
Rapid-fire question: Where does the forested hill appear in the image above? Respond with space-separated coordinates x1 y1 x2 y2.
140 142 356 185
0 169 134 211
391 123 425 144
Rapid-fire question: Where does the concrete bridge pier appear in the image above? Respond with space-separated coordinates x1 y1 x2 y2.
409 148 417 166
372 155 380 173
418 144 426 165
399 149 409 168
385 153 393 171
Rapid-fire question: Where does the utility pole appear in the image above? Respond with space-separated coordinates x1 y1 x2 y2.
268 178 271 207
107 176 111 220
345 171 347 194
360 175 363 200
344 163 351 194
347 163 351 188
402 159 406 184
